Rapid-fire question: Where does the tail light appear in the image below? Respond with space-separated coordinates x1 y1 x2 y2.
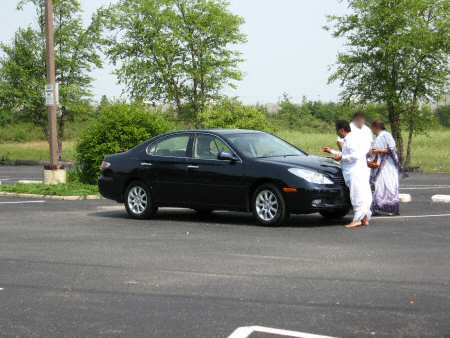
100 161 111 171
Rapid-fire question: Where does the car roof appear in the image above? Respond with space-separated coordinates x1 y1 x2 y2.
171 129 265 136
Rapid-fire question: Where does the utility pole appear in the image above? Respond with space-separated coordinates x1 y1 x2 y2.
45 0 58 169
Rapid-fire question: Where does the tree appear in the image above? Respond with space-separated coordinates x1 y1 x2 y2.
0 28 46 128
98 0 246 118
436 104 450 127
403 105 436 166
327 0 450 163
196 98 271 131
0 0 102 159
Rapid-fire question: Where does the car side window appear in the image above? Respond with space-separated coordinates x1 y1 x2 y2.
194 134 233 160
147 135 190 158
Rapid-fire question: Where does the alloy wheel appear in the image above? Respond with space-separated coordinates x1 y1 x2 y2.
255 189 279 221
127 186 149 215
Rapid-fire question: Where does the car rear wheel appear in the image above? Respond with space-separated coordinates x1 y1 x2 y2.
252 184 288 226
319 207 350 219
125 181 157 219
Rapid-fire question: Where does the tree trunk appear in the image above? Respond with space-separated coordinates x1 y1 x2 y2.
387 101 404 164
405 125 414 168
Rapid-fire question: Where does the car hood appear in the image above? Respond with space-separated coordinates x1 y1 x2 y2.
257 155 342 176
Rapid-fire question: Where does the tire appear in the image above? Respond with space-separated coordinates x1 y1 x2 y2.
124 181 157 219
319 207 350 219
252 184 288 226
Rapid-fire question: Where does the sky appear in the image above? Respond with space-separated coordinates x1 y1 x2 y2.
0 0 350 104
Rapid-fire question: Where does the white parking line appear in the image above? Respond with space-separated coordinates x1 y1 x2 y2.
403 185 450 187
376 213 450 220
96 206 124 211
0 200 46 205
228 326 337 338
401 186 450 190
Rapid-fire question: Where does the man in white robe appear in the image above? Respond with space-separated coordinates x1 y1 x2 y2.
324 120 372 228
337 112 373 156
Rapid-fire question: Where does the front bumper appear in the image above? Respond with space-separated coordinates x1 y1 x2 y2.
283 185 350 214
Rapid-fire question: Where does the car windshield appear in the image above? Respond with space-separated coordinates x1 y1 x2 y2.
226 133 306 158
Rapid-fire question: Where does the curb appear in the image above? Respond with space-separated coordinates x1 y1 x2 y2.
432 195 450 203
17 180 43 184
0 192 101 201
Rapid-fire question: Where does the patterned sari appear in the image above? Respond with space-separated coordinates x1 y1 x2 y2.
370 131 400 216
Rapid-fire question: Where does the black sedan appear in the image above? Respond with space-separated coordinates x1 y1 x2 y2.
99 129 351 226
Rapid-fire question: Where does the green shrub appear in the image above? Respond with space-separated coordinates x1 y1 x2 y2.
196 99 271 131
75 103 173 183
273 95 387 131
0 109 13 126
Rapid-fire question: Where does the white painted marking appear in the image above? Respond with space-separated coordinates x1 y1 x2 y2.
432 195 450 203
228 326 337 338
399 194 412 203
0 200 46 205
376 213 450 220
403 184 450 187
228 253 318 263
228 327 253 338
401 186 450 190
96 206 124 211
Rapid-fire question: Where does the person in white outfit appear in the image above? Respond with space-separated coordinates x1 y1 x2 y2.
337 112 373 156
323 120 373 229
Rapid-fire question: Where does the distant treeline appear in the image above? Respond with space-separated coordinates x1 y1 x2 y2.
1 95 449 143
262 95 450 132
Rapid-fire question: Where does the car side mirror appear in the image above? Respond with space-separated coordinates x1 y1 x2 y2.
218 151 238 162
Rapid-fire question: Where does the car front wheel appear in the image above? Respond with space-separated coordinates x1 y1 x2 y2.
252 184 288 226
124 181 157 219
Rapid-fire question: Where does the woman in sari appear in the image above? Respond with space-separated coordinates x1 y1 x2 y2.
369 121 400 216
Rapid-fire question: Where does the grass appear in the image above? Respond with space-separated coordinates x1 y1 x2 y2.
0 120 92 143
276 129 450 174
406 131 450 173
0 182 98 196
0 141 75 162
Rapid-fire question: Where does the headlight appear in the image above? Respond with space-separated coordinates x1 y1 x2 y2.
288 168 333 185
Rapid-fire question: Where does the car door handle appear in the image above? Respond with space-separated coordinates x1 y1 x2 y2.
187 165 199 169
140 162 153 166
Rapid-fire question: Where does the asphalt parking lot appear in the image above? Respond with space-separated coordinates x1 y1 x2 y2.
0 167 449 338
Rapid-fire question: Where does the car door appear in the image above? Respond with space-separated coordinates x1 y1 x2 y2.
142 133 193 205
185 133 247 209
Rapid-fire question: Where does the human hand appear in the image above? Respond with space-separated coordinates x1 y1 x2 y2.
334 154 342 161
322 147 332 154
372 148 384 155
